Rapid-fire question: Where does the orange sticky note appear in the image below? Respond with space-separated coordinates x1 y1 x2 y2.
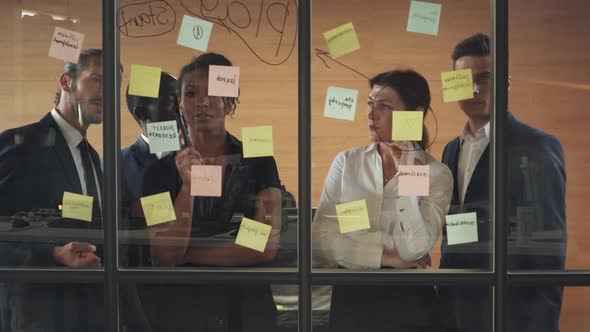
441 68 474 102
242 126 274 158
208 65 240 97
335 199 371 234
191 165 222 197
140 192 176 226
235 217 272 252
48 27 85 63
62 192 93 222
129 64 162 98
392 111 424 141
398 165 430 196
323 22 360 58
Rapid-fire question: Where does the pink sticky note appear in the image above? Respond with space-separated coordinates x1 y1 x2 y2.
191 165 222 197
208 65 240 97
398 165 430 196
48 27 85 63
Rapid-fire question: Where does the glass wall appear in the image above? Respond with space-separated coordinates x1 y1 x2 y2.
0 0 588 331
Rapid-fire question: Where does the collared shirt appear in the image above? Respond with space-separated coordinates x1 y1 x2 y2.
312 143 453 269
458 122 490 207
141 133 170 160
50 109 102 208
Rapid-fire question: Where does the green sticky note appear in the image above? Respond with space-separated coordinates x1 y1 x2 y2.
140 192 176 226
235 217 272 252
445 212 478 245
62 192 93 222
242 126 274 158
392 111 424 141
335 200 371 234
177 15 213 52
146 120 180 154
324 86 358 121
129 64 161 98
441 68 474 102
323 22 360 59
407 1 442 36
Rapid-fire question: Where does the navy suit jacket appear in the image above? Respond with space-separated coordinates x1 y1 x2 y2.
121 137 158 218
439 113 566 332
0 112 103 266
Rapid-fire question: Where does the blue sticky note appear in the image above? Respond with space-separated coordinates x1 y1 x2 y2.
407 1 442 36
324 87 358 121
177 15 213 52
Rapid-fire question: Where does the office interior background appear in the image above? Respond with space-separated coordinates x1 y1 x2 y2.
1 0 589 331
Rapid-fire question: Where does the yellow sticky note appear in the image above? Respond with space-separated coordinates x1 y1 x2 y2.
140 192 176 226
441 68 474 102
235 217 272 252
242 126 274 158
323 22 360 58
62 192 93 222
335 200 370 234
129 64 162 98
392 111 424 141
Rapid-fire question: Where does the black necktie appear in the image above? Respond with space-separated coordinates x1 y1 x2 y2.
78 139 102 220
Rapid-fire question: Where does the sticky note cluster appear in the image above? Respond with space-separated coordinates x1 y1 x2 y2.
392 111 424 141
140 192 176 226
235 217 272 252
61 192 93 222
445 212 478 245
441 68 474 102
242 126 274 158
191 165 222 197
335 199 371 234
407 1 442 36
129 64 162 98
49 27 85 63
324 87 358 121
146 120 180 154
323 22 360 59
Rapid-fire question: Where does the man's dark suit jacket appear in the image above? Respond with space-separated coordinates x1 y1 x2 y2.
0 112 104 331
438 113 567 332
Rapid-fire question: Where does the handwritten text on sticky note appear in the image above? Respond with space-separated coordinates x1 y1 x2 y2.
441 68 474 103
335 200 371 234
191 165 222 197
208 65 240 97
235 217 272 252
146 120 180 154
324 87 358 121
242 126 274 158
129 64 162 98
62 192 93 222
49 27 85 63
140 192 177 226
446 212 478 245
398 165 430 196
177 15 213 52
407 1 442 36
323 22 360 59
392 111 423 141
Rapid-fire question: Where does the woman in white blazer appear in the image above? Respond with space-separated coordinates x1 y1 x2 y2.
312 69 453 332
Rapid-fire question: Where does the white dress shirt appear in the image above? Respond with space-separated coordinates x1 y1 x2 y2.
51 109 102 208
457 122 490 207
312 143 453 269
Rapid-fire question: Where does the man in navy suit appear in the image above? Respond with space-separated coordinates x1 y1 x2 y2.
438 33 566 332
0 49 106 331
119 72 178 269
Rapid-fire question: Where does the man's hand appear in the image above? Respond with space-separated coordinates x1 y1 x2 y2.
52 242 101 267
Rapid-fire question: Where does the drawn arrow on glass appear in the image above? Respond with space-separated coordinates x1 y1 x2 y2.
314 48 370 80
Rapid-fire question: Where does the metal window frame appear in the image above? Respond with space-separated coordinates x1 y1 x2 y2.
1 1 590 331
